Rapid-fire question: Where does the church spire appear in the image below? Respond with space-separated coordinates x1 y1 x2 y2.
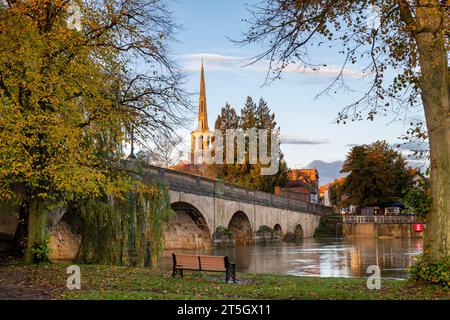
190 61 212 164
197 60 209 131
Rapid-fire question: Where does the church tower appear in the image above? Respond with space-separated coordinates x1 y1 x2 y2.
191 61 213 163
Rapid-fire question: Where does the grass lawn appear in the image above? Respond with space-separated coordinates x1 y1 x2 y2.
0 259 448 300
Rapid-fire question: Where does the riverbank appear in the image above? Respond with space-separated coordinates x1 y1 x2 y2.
0 259 448 300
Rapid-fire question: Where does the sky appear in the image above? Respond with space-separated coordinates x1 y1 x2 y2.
165 0 426 170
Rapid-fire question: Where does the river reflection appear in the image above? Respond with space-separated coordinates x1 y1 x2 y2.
159 237 423 279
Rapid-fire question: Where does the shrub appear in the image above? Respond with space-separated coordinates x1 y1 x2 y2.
401 172 432 218
257 225 276 235
409 255 449 287
214 226 233 238
31 238 51 264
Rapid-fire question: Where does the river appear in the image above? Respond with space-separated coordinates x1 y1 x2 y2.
160 237 423 279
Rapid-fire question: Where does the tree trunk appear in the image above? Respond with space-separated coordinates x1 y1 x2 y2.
13 201 28 255
414 4 450 261
24 199 47 263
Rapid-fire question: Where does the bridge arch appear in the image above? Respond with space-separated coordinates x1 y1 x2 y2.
273 223 283 240
294 224 304 238
164 201 212 249
273 224 282 235
228 211 254 245
284 223 304 242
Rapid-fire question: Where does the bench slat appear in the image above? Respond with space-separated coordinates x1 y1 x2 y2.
176 263 199 268
174 254 228 271
200 255 226 271
175 254 200 270
201 266 226 271
176 258 199 263
199 255 225 261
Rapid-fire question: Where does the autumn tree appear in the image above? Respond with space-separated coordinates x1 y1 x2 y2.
0 0 188 262
402 169 432 217
240 96 258 129
212 102 240 181
252 97 288 193
238 0 449 262
215 102 240 133
327 177 346 207
338 141 412 207
213 97 288 193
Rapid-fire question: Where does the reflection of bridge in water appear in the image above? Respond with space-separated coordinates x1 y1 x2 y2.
139 164 333 249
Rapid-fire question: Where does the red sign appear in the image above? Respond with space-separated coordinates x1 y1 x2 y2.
414 224 423 232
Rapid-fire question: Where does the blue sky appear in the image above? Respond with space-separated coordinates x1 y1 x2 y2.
167 0 425 169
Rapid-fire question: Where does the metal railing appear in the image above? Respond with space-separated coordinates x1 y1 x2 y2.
341 215 421 224
135 163 333 216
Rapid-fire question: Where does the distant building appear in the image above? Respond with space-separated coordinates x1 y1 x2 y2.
275 169 320 204
383 202 404 215
319 183 332 207
320 176 346 208
360 206 382 215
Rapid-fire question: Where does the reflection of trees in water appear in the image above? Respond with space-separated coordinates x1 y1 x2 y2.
348 238 423 277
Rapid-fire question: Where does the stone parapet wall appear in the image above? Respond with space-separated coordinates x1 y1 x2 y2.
139 164 333 216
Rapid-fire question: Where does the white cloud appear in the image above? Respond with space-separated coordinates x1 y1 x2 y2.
280 134 330 145
179 52 365 77
180 53 248 73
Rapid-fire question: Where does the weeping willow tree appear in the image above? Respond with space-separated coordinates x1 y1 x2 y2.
77 182 174 268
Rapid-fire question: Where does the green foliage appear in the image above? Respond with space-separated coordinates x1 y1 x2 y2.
77 183 174 268
140 183 176 267
78 198 121 265
212 97 288 193
402 174 432 218
214 103 239 133
409 255 450 287
213 226 234 238
0 1 130 203
256 225 276 235
31 237 51 264
328 178 345 207
338 140 412 207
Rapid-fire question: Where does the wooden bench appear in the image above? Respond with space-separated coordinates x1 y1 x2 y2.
172 253 236 283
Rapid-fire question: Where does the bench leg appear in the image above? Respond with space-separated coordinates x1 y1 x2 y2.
225 269 230 283
231 265 236 283
173 268 184 278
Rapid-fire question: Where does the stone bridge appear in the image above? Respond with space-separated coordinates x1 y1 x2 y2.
140 165 333 249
